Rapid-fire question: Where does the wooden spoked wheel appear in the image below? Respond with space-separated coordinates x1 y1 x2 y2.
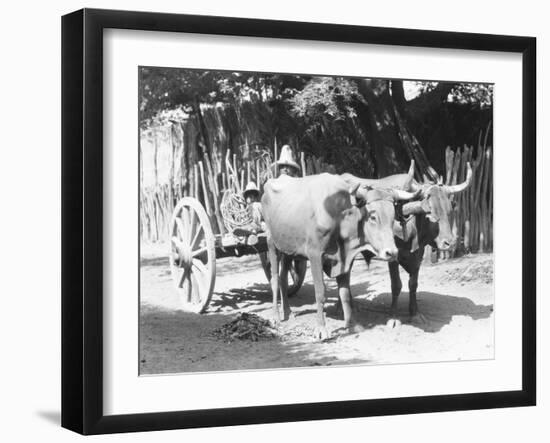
169 197 216 313
259 252 307 297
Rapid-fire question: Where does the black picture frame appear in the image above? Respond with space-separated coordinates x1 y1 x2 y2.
61 8 536 435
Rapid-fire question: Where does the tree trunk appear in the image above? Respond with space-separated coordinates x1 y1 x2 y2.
355 79 415 177
193 95 211 162
352 99 379 177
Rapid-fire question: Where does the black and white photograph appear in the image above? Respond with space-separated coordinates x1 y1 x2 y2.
0 0 544 439
139 67 494 375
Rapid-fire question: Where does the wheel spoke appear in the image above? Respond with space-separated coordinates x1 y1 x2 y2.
185 272 193 303
289 263 299 285
178 266 189 288
187 209 195 242
188 209 197 245
175 217 186 242
171 236 182 250
189 272 201 304
190 225 203 251
180 210 189 242
170 198 215 313
192 259 208 300
192 245 208 258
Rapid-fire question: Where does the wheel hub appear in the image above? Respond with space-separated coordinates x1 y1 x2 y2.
174 239 193 270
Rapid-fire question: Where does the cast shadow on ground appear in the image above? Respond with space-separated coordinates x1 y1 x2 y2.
215 255 266 278
209 278 492 334
301 278 493 333
139 305 370 373
357 291 493 333
140 256 169 268
209 282 316 313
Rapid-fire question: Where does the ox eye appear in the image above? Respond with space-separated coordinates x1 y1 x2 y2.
369 213 377 222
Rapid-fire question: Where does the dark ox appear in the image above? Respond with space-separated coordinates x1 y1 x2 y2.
261 172 417 340
359 164 473 324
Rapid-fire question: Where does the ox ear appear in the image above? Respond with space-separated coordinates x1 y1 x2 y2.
402 198 431 216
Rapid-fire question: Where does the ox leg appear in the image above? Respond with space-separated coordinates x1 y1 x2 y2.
279 255 292 321
310 255 329 340
408 263 427 324
336 272 359 332
268 240 281 324
408 268 419 317
387 261 402 329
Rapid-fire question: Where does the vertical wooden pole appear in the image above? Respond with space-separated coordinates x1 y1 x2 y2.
480 147 491 252
198 161 213 216
445 146 453 184
153 132 158 187
233 154 239 188
464 220 471 253
274 138 278 177
301 152 306 177
194 163 199 200
205 154 219 197
205 155 225 235
168 126 175 211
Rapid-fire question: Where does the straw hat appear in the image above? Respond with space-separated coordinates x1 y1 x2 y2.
243 181 260 199
274 145 300 172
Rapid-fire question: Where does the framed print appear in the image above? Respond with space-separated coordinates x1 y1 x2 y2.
61 8 536 435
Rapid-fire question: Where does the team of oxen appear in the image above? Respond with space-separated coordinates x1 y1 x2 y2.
261 160 473 340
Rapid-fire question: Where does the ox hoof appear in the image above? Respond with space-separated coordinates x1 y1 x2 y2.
410 313 427 325
282 310 294 322
313 326 331 341
386 318 402 329
348 323 364 334
271 311 282 326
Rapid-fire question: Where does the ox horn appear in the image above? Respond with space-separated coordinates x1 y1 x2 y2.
407 160 415 177
444 162 473 194
401 160 415 190
391 188 420 201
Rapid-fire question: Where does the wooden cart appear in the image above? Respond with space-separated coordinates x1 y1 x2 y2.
169 195 307 313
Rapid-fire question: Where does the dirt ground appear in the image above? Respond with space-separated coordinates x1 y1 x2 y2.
140 243 494 375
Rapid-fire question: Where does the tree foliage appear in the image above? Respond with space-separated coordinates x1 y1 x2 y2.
139 67 493 176
288 77 360 121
